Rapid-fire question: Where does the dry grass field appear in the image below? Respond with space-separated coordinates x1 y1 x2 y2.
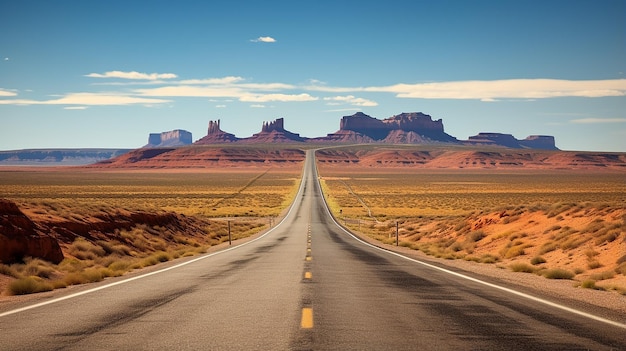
0 167 301 295
318 166 626 294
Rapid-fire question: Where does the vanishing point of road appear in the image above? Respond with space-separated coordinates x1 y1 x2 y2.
1 150 624 350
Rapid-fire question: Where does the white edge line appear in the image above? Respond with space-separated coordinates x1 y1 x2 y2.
0 163 309 319
313 150 626 330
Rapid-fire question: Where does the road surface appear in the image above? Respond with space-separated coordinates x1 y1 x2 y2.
1 150 624 350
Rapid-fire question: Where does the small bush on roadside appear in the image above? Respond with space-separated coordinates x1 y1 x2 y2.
8 276 53 295
581 280 598 289
542 268 575 280
509 262 536 273
589 270 615 281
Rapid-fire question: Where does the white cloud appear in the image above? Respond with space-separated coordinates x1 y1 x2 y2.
251 36 276 43
570 118 626 124
324 95 378 107
0 93 171 106
3 57 8 61
179 76 244 85
64 106 88 110
136 85 245 98
239 93 317 102
0 89 17 97
215 105 227 108
85 70 178 80
366 79 626 100
250 104 266 108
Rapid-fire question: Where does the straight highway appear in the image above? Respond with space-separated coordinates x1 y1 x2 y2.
1 150 624 350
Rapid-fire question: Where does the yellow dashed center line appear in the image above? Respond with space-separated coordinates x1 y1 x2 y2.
305 256 312 261
304 271 312 279
301 308 314 329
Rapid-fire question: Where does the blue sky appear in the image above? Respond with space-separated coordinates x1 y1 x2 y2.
1 0 625 151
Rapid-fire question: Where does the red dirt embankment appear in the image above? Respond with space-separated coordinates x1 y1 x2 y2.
316 148 626 170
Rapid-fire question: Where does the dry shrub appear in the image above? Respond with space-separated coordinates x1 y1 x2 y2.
581 280 598 289
23 258 56 279
8 277 53 295
587 260 602 269
542 268 575 280
509 262 536 273
530 256 546 265
68 238 106 260
589 270 615 281
538 242 557 255
0 264 22 278
467 230 486 243
595 229 620 245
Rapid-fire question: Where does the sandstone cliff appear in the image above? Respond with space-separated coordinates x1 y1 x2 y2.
0 199 64 264
146 129 193 148
317 112 458 143
195 120 240 144
240 118 306 143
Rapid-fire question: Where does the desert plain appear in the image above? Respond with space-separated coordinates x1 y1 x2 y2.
0 145 625 311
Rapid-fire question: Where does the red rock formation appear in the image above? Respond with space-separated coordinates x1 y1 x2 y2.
0 199 64 263
243 118 305 143
320 112 458 143
195 119 240 144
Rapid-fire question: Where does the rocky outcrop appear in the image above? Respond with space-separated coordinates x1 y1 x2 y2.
317 112 458 143
195 120 240 144
242 118 306 143
146 129 192 148
0 199 64 264
465 133 559 150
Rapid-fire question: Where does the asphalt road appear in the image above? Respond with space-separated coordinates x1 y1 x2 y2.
1 150 625 350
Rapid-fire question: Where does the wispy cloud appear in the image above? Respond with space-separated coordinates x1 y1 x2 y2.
309 79 626 100
324 95 378 107
85 70 178 80
0 89 17 97
570 118 626 124
239 93 317 102
64 106 88 110
251 36 276 43
0 93 171 106
250 104 266 108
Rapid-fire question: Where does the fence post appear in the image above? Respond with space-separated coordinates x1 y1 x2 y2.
228 220 232 245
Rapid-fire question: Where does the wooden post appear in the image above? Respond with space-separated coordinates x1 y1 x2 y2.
228 220 232 245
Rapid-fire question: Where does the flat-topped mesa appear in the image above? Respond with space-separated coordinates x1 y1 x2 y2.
334 112 457 142
520 135 558 150
195 119 239 144
465 133 559 150
146 129 193 148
